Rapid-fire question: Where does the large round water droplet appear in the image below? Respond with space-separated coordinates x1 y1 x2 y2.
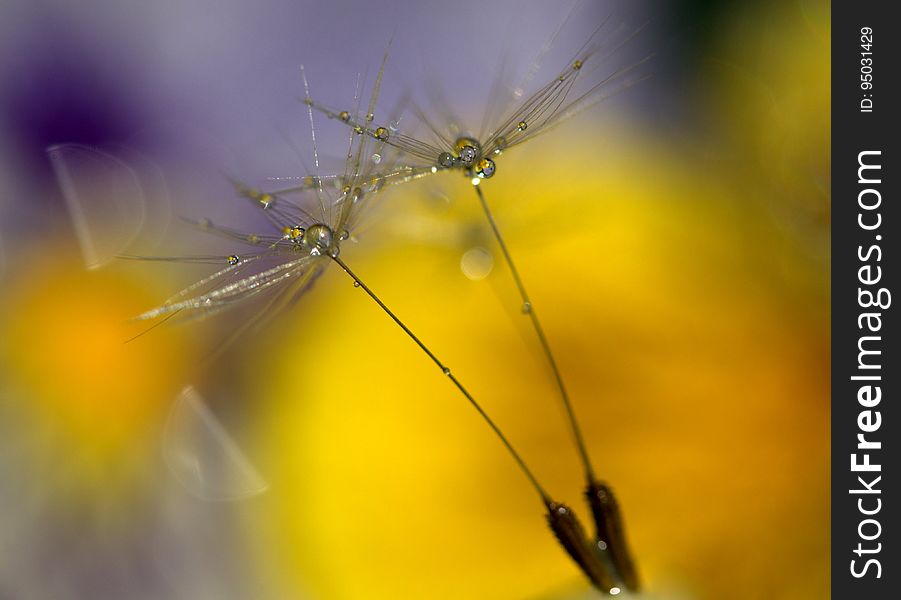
475 158 496 179
303 223 335 255
458 145 477 166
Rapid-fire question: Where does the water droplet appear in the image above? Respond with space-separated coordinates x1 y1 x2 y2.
371 153 382 164
366 112 374 122
470 177 481 186
609 587 621 596
339 110 350 122
475 158 496 179
521 302 532 314
339 229 350 241
458 145 477 166
438 152 455 168
303 223 335 256
573 59 583 70
353 281 360 288
388 120 400 133
227 255 240 266
517 121 528 132
597 540 608 551
442 367 451 376
374 126 389 141
353 125 363 135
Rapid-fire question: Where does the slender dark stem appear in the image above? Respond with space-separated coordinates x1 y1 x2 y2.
330 254 551 505
472 184 597 484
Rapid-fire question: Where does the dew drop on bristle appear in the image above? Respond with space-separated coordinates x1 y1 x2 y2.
303 223 335 256
371 153 382 164
522 301 532 314
374 126 389 141
438 152 455 168
339 229 350 241
475 158 496 179
339 111 350 122
517 121 528 132
353 281 360 288
227 255 240 266
458 145 477 166
442 367 451 376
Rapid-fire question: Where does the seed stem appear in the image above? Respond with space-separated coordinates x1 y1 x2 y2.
330 255 551 505
472 184 597 484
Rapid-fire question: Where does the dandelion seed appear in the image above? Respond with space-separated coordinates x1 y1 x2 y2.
163 386 269 501
125 15 646 594
47 144 148 269
300 7 649 592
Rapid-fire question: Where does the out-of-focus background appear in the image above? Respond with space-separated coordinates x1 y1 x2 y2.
0 1 829 599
